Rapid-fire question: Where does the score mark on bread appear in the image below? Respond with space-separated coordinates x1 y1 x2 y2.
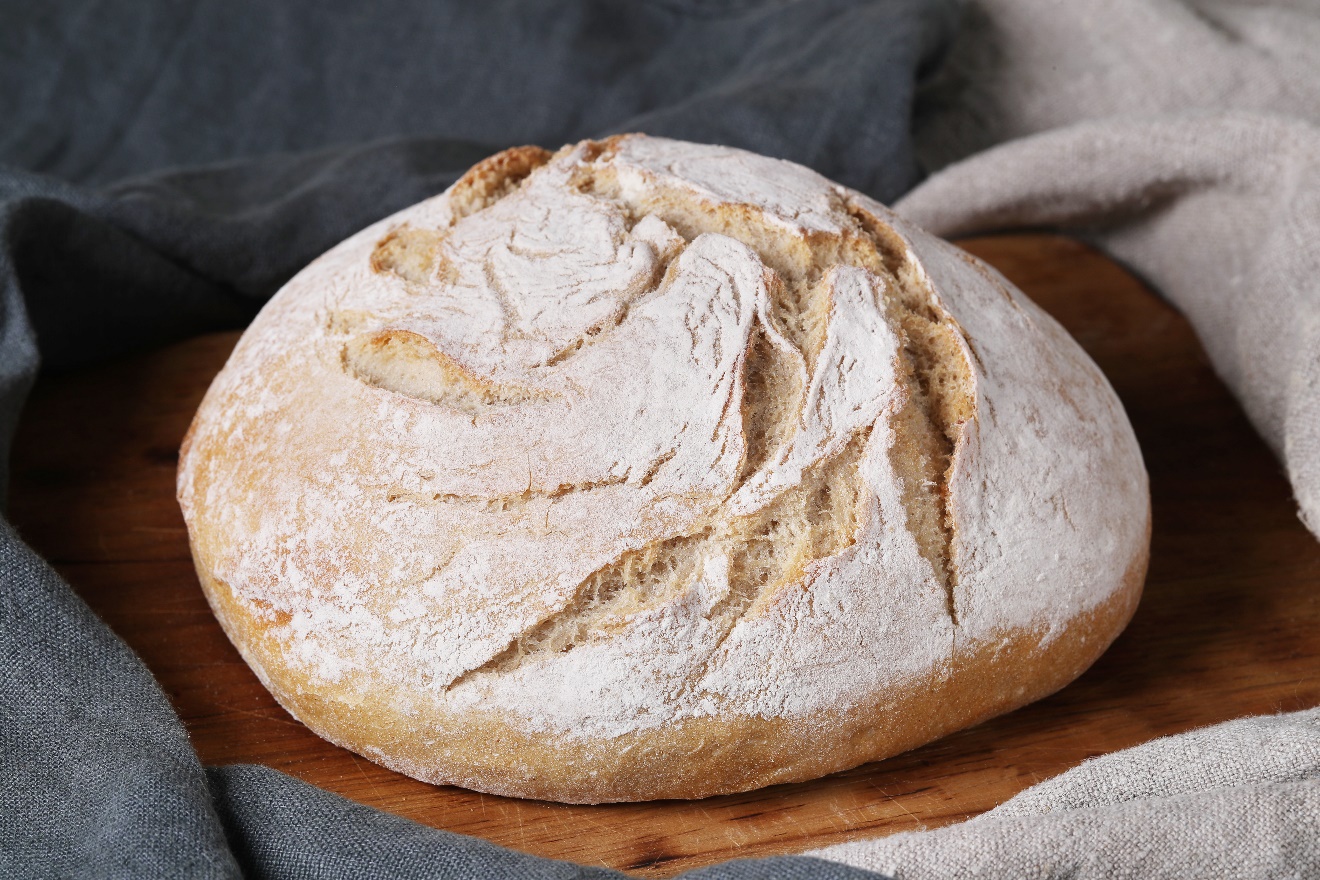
343 329 548 412
179 135 1149 803
350 144 970 650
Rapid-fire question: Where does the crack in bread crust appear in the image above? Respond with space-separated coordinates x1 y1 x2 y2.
568 157 972 627
341 329 550 413
452 427 874 688
418 142 977 683
286 137 973 692
346 141 976 683
448 145 552 221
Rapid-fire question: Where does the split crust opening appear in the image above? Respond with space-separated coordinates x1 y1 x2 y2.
345 139 974 679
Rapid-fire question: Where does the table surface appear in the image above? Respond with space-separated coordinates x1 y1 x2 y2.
11 234 1320 876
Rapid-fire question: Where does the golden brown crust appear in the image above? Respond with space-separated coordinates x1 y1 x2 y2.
196 522 1146 803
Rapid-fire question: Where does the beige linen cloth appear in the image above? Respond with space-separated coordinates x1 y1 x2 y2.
810 1 1320 876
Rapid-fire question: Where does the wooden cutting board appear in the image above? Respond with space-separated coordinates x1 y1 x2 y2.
11 235 1320 876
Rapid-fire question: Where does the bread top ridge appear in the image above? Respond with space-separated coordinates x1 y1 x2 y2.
177 134 1148 742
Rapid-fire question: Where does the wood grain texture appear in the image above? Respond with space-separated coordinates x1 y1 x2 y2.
10 234 1320 876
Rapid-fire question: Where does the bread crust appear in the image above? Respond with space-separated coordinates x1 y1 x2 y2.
196 536 1145 802
178 135 1150 803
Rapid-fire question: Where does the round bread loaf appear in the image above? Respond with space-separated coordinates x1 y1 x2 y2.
178 134 1149 803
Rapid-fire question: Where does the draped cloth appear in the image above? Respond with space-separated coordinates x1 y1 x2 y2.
813 2 1320 876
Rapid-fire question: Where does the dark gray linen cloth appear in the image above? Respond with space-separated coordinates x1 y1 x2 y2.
0 1 958 877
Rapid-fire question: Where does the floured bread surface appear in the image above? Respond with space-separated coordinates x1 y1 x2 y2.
178 135 1150 803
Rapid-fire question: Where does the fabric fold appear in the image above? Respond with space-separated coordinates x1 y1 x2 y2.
811 710 1320 879
0 523 241 879
897 112 1320 536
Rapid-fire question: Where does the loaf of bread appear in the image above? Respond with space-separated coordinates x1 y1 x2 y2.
178 134 1149 803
